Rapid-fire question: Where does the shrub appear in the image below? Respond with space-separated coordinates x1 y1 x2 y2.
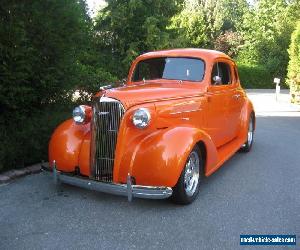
0 104 72 172
237 63 274 89
287 21 300 103
0 0 115 172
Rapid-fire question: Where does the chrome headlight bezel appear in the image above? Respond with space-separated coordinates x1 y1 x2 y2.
72 105 86 124
132 108 151 129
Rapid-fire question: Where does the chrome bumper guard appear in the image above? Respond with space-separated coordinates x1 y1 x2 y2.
42 161 172 202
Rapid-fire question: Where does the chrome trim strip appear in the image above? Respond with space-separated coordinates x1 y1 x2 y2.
43 164 172 201
100 96 120 102
170 109 202 115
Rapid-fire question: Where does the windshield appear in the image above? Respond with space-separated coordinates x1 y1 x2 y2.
132 57 205 82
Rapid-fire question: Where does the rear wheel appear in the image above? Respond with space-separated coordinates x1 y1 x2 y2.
172 145 203 205
240 113 254 152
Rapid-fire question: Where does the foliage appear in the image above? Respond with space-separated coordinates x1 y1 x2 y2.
1 0 300 171
287 21 300 103
94 0 183 78
170 0 249 48
214 31 243 57
0 0 113 171
169 1 210 48
237 63 274 89
237 0 299 79
0 105 71 171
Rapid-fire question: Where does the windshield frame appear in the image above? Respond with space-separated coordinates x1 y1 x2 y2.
130 56 206 83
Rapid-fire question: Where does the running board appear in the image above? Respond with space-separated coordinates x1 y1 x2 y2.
205 136 245 177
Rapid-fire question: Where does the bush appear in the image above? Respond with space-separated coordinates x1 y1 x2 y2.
237 63 274 89
0 104 72 172
287 21 300 103
0 0 115 172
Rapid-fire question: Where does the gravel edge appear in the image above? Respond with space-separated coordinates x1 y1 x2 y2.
0 162 49 184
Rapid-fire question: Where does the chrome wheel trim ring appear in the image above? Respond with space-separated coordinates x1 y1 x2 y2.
247 117 254 146
184 151 200 197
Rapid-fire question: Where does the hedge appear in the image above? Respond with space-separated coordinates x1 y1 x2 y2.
0 104 72 172
287 21 300 103
237 63 274 89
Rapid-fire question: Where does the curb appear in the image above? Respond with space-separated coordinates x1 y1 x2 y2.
0 162 48 185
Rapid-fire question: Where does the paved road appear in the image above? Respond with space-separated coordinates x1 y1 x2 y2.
1 90 300 250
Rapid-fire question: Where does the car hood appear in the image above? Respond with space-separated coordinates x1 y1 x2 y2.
102 82 206 108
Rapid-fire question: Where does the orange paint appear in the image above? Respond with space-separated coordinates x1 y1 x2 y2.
49 49 255 187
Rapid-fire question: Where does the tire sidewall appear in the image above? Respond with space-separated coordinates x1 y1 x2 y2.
240 113 254 152
246 114 254 149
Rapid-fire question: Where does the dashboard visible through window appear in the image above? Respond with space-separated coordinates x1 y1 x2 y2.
211 62 231 85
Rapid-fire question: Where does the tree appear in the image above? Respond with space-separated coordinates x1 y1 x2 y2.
237 0 296 78
287 21 300 103
214 31 243 57
0 0 109 171
94 0 182 78
1 0 92 108
170 0 249 50
169 0 210 48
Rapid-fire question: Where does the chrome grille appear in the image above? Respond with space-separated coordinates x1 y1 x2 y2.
90 97 125 182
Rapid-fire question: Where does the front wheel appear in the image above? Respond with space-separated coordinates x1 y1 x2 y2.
240 113 255 152
172 145 203 205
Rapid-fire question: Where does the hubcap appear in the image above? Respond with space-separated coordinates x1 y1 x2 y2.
184 151 200 197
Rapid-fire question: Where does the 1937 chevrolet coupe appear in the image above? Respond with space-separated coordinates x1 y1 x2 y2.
45 49 255 204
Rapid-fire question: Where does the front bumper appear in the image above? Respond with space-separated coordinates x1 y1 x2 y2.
42 161 172 202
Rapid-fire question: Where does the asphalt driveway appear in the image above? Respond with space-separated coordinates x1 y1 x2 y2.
0 90 299 250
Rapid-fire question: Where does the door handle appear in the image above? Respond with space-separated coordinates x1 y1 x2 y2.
233 94 240 100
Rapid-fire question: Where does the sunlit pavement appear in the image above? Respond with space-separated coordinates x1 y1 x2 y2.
247 89 300 117
0 90 299 250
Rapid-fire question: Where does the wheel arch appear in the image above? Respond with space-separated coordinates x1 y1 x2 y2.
118 126 218 187
196 140 207 175
251 110 256 131
238 98 256 139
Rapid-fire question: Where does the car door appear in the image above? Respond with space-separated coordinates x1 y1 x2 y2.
227 64 244 138
205 60 235 147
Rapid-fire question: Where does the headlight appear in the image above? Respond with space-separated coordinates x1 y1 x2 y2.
73 105 86 124
132 108 151 129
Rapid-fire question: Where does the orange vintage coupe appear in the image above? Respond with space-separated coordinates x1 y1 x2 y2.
45 49 255 204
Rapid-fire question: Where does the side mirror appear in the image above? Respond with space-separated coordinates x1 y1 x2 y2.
213 76 222 85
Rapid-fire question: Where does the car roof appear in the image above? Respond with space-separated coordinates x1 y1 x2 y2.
137 48 231 61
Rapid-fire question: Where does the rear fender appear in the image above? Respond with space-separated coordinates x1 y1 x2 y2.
238 99 255 139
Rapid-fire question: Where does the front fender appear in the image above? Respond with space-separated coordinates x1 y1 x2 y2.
48 119 90 175
116 126 218 187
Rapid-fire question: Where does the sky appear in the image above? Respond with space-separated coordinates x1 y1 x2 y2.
86 0 106 17
86 0 256 17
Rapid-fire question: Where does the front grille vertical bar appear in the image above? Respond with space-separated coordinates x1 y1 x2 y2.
90 97 125 182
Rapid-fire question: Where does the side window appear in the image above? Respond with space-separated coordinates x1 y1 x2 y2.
211 62 231 85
